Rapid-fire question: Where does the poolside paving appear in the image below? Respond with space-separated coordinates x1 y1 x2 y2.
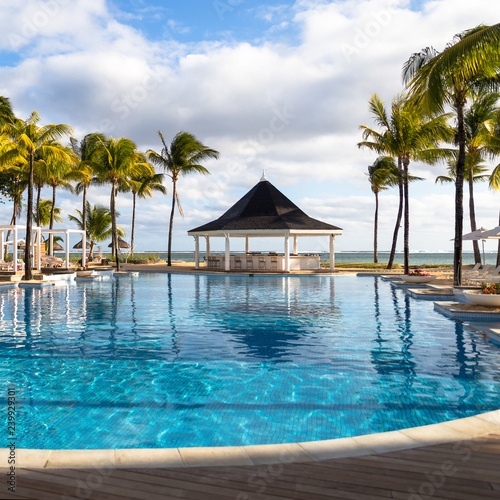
2 433 500 499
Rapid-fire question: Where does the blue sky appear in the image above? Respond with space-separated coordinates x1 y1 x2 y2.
0 1 499 254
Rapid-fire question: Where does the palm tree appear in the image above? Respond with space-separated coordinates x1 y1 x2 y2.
359 94 451 273
367 156 398 263
435 93 497 264
403 25 500 285
41 148 77 254
147 131 219 266
127 171 166 257
32 199 63 227
0 111 72 279
69 203 125 259
70 133 106 241
0 96 15 125
93 136 152 271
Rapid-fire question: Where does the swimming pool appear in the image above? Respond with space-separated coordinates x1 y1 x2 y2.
2 273 500 449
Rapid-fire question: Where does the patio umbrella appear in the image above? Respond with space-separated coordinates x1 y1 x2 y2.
462 227 489 265
108 237 130 250
52 242 64 251
478 226 500 239
73 240 91 249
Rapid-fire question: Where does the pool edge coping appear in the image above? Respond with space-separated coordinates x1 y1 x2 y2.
3 409 500 469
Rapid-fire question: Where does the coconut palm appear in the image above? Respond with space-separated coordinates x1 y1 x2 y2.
69 202 125 259
435 93 498 264
32 199 63 227
359 94 451 273
127 171 166 257
403 25 500 285
147 131 219 266
0 111 72 279
367 156 399 263
93 136 152 271
70 133 106 240
40 148 78 254
0 96 15 126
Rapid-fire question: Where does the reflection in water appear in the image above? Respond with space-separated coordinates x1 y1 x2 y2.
370 280 416 382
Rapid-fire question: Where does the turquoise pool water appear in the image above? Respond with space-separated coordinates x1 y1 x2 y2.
1 274 500 449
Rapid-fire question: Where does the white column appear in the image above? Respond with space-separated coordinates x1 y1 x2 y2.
36 228 41 270
245 236 249 254
49 232 54 256
284 235 290 272
194 236 200 269
293 235 298 254
82 231 87 268
0 230 4 260
65 231 70 269
13 227 18 272
329 234 335 270
225 234 231 271
205 236 210 258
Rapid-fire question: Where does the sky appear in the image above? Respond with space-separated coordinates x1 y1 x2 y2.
0 0 499 254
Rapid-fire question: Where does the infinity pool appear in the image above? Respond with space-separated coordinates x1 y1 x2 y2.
1 273 500 449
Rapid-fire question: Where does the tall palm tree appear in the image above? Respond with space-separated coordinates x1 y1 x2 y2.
41 148 77 254
367 156 398 263
435 93 498 264
359 94 451 273
70 133 106 241
128 171 166 257
93 136 152 271
147 131 219 266
69 202 125 259
403 25 500 285
0 111 72 279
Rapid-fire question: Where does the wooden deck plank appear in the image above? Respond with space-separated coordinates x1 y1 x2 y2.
1 433 499 500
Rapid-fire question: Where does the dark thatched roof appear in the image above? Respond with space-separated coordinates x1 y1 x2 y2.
189 180 342 233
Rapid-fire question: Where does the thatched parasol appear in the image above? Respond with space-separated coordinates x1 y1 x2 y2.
52 242 64 251
108 237 130 249
73 240 91 249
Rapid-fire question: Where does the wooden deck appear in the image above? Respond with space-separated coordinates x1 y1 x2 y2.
2 434 500 499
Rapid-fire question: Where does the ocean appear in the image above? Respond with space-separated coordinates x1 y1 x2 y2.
120 251 500 266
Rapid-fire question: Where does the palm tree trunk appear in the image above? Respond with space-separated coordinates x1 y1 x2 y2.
403 156 410 275
373 190 379 264
387 157 403 269
167 179 176 267
24 154 35 280
454 99 466 286
49 184 56 255
468 174 481 265
131 192 136 258
110 183 120 272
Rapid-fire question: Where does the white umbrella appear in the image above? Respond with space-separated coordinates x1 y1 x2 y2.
462 227 490 265
478 226 500 239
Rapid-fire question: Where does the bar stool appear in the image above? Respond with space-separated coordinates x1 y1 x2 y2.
258 257 266 270
270 257 278 270
246 257 254 269
234 258 242 269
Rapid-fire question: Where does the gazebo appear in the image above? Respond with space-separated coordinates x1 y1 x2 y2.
188 175 342 271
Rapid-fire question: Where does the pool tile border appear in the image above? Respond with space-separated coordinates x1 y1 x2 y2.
3 409 499 469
